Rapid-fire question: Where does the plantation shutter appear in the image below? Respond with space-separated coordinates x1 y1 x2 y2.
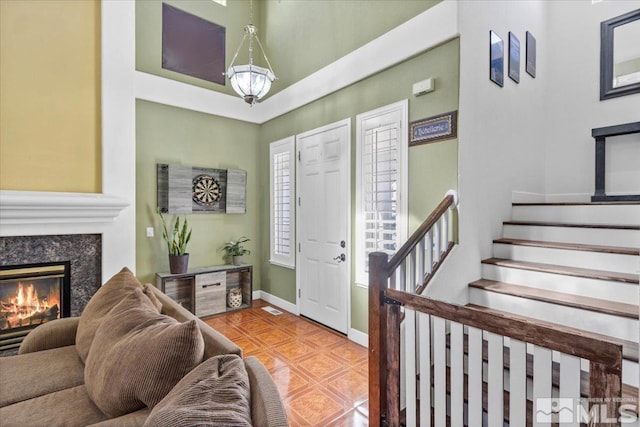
270 137 295 268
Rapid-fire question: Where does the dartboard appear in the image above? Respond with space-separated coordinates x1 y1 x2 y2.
192 175 221 206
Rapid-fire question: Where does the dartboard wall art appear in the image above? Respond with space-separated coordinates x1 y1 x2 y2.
157 164 246 214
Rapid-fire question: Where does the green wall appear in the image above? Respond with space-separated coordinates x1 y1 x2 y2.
136 0 439 99
259 38 460 333
136 100 261 287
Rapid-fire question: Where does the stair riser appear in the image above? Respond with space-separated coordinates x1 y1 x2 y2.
511 205 640 225
492 243 639 275
468 288 639 342
481 264 639 305
503 224 640 248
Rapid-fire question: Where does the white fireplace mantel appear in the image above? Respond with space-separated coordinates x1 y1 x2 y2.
0 190 129 235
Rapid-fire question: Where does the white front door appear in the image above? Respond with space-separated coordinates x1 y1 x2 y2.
296 119 350 333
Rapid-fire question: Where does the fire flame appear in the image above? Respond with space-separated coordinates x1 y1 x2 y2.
1 282 60 329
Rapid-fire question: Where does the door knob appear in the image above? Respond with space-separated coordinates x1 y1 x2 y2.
333 254 346 263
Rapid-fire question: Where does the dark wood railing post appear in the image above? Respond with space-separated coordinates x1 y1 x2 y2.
368 251 389 427
385 297 402 426
588 361 622 427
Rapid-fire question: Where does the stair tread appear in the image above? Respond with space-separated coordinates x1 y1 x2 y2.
470 279 639 319
482 257 639 284
466 303 639 363
493 238 640 256
504 220 640 230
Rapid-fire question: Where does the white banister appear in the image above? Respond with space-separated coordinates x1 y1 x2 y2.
533 347 553 427
432 317 446 426
418 312 431 427
404 309 417 426
467 326 483 427
487 332 505 426
449 321 464 427
509 339 528 427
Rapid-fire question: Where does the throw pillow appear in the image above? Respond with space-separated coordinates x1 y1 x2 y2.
76 267 146 363
143 283 163 312
84 288 205 418
143 355 252 427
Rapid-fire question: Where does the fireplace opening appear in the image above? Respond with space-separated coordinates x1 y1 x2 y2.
0 261 71 351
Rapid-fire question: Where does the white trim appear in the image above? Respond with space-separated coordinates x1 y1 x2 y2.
252 290 261 300
257 290 299 315
0 191 128 228
354 100 408 286
348 328 369 348
133 1 459 124
269 136 296 269
295 118 352 333
511 191 592 203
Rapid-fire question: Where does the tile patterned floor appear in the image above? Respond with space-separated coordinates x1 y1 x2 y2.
203 299 369 426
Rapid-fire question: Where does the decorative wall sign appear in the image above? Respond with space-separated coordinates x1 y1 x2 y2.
509 32 520 83
526 31 536 78
157 164 246 214
409 111 458 146
490 30 504 87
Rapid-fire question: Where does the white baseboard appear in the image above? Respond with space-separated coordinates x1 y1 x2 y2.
257 291 299 315
511 191 546 203
348 328 369 348
252 290 261 300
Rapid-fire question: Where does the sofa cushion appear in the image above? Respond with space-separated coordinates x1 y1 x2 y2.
0 385 107 427
143 355 252 427
0 345 85 408
87 408 151 427
76 267 147 363
85 288 204 418
143 283 163 312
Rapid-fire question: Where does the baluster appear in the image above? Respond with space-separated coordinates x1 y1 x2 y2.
487 332 504 427
467 326 483 427
418 313 431 427
404 308 417 426
509 339 527 427
409 247 417 293
399 260 407 292
425 230 433 275
533 346 552 427
449 321 464 427
559 353 582 427
417 235 425 290
440 215 448 253
432 317 446 426
389 270 396 290
433 223 441 264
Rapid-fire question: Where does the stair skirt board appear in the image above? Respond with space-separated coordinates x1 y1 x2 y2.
492 243 639 275
481 263 639 305
468 287 638 342
502 223 640 248
511 204 640 225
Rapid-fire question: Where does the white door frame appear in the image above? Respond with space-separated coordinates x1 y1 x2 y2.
295 118 351 334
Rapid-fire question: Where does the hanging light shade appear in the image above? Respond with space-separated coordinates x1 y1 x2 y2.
226 23 276 105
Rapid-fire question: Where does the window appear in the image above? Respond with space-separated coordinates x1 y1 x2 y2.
355 100 408 285
270 136 296 268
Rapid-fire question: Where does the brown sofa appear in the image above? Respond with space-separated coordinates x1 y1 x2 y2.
0 268 288 427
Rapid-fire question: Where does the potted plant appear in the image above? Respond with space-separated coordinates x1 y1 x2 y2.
221 237 251 266
157 208 192 274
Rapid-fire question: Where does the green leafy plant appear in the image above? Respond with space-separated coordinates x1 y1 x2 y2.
221 237 251 257
157 208 192 256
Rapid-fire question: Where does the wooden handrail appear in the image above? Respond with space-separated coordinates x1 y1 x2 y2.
386 288 623 366
369 192 457 427
386 194 454 273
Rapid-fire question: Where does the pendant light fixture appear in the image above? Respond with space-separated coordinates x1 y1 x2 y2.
226 0 276 105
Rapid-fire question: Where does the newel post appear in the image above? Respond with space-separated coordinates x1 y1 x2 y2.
369 252 389 427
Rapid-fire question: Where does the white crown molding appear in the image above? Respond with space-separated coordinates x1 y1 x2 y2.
134 0 459 124
0 190 129 233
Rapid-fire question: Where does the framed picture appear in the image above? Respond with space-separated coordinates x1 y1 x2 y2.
489 30 504 87
526 31 536 78
409 111 458 146
509 32 520 83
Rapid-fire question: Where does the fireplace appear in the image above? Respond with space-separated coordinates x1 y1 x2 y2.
0 261 71 352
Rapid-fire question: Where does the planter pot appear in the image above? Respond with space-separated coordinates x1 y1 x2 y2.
169 253 189 274
232 255 243 266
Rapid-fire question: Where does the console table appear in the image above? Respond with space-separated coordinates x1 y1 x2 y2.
156 264 252 317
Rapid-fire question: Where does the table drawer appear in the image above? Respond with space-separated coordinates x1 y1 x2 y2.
195 272 226 317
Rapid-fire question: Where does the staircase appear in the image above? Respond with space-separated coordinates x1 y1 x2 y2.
468 202 640 402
